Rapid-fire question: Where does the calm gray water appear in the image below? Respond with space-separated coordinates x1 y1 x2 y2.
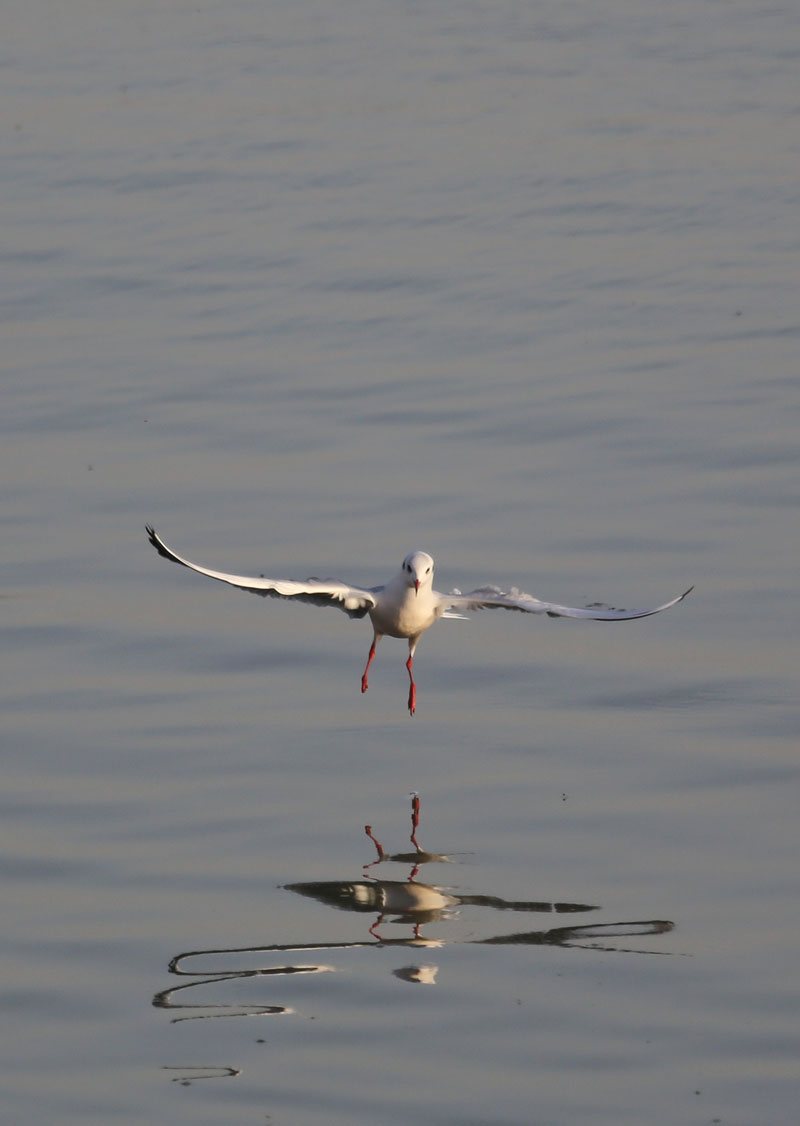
3 1 799 1123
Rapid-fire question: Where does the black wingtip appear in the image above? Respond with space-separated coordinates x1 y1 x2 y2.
145 524 172 561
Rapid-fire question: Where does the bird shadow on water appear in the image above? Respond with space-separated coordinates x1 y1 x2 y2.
153 795 677 1084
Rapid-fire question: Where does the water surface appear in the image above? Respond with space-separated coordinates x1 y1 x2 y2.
2 1 799 1123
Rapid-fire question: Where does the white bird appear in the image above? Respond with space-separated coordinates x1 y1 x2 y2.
146 526 692 716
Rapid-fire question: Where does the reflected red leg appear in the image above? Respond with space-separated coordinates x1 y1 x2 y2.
410 792 422 852
364 824 385 860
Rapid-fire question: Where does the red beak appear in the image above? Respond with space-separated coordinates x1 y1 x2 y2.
414 579 420 595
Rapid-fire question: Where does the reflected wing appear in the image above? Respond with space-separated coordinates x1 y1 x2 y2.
438 584 693 621
145 526 378 619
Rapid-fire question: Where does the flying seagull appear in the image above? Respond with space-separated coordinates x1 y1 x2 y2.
145 526 692 716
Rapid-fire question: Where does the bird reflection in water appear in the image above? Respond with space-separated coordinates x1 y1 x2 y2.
288 793 673 974
155 794 675 1033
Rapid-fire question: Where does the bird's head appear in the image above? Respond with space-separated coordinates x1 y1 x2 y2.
401 551 434 596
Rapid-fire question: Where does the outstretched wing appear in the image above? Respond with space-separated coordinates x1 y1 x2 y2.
438 584 693 621
145 526 378 619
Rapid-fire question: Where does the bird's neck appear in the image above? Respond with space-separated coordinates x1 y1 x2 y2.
385 575 429 606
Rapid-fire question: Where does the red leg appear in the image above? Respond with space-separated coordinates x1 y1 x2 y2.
361 636 379 694
406 653 416 716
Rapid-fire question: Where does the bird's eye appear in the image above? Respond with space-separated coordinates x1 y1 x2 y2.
425 567 431 574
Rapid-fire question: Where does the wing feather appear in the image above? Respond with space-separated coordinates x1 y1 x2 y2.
145 526 377 619
439 584 693 621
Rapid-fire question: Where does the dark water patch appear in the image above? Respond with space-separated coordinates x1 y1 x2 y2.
677 759 800 791
0 984 105 1020
707 320 800 344
240 137 319 156
305 274 445 295
693 480 800 507
630 441 800 473
563 534 706 555
732 708 800 740
355 407 476 428
4 624 98 649
1 854 95 882
50 168 229 194
588 677 783 712
451 414 630 445
167 647 334 676
274 374 425 402
382 211 472 230
300 214 380 234
180 252 299 274
0 247 65 265
2 686 209 715
80 273 165 296
270 311 400 343
296 169 371 191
